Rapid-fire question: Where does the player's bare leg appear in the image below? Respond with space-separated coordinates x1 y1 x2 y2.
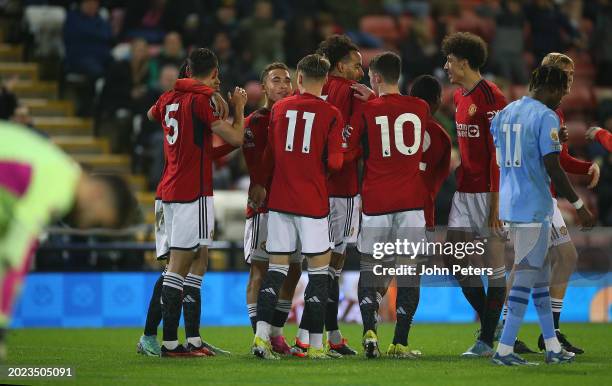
537 241 583 354
247 260 269 332
253 254 290 359
161 249 206 357
269 261 301 355
303 251 335 359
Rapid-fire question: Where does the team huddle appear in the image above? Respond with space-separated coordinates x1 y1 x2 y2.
137 31 604 365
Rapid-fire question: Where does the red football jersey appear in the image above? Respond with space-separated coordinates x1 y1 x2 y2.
243 108 272 218
347 94 430 215
322 75 366 197
422 118 452 228
550 108 592 197
453 79 506 193
150 78 219 202
260 93 344 218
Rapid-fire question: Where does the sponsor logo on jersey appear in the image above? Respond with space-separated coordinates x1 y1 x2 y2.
244 127 255 148
468 104 477 116
486 110 501 121
342 125 354 145
550 129 560 142
457 123 480 138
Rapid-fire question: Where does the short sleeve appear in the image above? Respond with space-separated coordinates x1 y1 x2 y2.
539 111 562 156
490 111 501 147
151 98 162 122
329 109 344 155
193 95 221 125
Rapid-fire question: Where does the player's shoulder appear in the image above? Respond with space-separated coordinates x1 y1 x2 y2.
326 75 355 90
428 118 452 141
247 107 271 124
475 79 505 106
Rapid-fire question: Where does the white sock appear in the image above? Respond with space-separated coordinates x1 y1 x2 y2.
496 342 513 356
544 337 562 353
327 329 343 345
255 321 271 341
310 333 323 349
270 326 283 338
297 328 309 345
163 340 179 350
187 336 202 347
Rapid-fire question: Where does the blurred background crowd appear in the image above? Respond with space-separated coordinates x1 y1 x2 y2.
0 0 611 270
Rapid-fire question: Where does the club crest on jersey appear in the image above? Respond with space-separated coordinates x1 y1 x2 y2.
244 127 255 148
560 226 568 235
550 129 560 142
468 104 477 116
260 241 266 251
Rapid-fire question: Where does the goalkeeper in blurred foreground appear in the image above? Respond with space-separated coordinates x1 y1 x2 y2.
0 122 138 361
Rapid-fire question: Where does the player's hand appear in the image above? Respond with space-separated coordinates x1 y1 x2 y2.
211 92 229 120
585 126 602 141
576 205 595 231
559 125 569 143
351 83 375 101
248 184 267 209
229 87 247 109
587 163 600 189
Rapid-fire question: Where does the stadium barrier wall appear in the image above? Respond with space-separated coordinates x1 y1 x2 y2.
11 272 611 328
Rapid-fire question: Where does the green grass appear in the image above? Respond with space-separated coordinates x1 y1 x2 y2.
4 323 611 386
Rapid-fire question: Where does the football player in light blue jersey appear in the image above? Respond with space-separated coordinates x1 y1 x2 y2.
489 66 595 366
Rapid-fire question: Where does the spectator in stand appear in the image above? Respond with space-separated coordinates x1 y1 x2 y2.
199 1 240 47
212 31 253 97
151 31 185 89
122 0 168 43
525 0 582 65
284 15 320 67
238 0 285 74
98 38 155 153
63 0 113 116
400 19 438 90
592 0 612 85
491 0 528 84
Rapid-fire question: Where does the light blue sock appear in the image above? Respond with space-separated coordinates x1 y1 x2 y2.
499 285 530 347
532 262 555 340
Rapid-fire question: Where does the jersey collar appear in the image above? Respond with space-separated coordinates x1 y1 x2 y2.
462 78 485 97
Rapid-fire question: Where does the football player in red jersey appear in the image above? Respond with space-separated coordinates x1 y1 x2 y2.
442 32 508 357
344 52 430 359
146 48 247 357
139 61 233 357
409 75 452 233
250 54 344 360
212 62 303 355
505 53 600 354
292 34 373 356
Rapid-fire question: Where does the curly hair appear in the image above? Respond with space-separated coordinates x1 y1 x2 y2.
316 34 359 71
441 32 488 70
528 65 568 93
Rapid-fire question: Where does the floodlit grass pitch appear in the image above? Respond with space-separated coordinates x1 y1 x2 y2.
5 323 611 386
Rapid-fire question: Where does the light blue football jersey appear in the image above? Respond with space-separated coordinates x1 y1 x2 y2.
490 96 562 223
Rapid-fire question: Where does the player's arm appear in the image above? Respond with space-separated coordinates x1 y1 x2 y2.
147 102 161 122
211 142 239 160
587 126 612 152
343 111 364 163
327 112 345 172
210 87 248 146
541 113 595 229
559 144 599 188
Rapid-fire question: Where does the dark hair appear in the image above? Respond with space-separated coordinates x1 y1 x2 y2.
410 75 442 109
178 60 189 79
441 32 488 70
93 174 140 228
187 48 218 77
528 65 568 93
297 54 330 81
260 62 290 83
316 34 359 71
369 52 401 84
